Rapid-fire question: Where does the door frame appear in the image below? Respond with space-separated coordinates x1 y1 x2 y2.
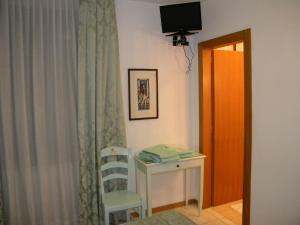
198 29 252 225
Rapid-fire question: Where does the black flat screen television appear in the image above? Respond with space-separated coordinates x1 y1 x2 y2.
160 2 202 34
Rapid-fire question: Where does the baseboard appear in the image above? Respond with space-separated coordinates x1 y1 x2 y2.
152 199 198 213
130 199 198 218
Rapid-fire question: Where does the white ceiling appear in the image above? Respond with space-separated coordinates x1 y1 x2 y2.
129 0 202 5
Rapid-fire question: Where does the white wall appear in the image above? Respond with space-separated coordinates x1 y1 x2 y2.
115 0 198 207
194 0 300 225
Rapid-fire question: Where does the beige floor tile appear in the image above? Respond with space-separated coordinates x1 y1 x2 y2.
195 212 219 224
219 209 240 220
229 216 242 225
203 220 226 225
219 217 236 225
207 210 225 220
175 201 242 225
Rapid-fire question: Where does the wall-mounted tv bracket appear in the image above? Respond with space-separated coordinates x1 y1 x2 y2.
166 30 198 46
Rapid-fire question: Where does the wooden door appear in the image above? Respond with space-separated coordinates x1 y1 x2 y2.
212 50 244 206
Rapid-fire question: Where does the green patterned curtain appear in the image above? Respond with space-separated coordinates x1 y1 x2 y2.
78 0 127 225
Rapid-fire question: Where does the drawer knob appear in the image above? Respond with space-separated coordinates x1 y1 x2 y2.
177 164 180 168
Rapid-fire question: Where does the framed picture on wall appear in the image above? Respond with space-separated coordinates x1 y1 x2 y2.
128 69 158 120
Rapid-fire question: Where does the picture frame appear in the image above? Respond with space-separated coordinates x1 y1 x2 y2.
128 69 159 120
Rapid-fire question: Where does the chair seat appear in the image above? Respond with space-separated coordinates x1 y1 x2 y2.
103 190 142 211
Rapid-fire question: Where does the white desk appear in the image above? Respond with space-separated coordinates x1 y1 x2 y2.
135 154 205 217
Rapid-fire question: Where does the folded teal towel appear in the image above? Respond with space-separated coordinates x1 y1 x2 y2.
179 152 195 158
139 144 195 163
139 152 160 163
143 144 178 159
174 147 195 159
139 145 180 163
139 152 179 163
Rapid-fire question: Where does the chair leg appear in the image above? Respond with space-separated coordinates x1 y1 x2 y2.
126 209 130 222
141 200 146 218
104 209 110 225
139 206 142 219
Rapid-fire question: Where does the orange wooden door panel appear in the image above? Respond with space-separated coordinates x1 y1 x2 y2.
202 49 213 208
213 50 244 206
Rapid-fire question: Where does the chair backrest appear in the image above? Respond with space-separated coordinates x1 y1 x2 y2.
100 146 133 195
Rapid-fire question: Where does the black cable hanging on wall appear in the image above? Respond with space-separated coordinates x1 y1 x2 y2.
172 36 195 74
182 44 195 74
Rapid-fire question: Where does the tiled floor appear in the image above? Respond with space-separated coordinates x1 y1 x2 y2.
174 200 243 225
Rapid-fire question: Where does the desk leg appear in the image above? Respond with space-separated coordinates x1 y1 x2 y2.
198 162 204 215
135 160 138 193
185 169 188 206
146 172 152 217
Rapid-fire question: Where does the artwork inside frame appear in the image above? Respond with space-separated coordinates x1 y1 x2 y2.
128 69 159 120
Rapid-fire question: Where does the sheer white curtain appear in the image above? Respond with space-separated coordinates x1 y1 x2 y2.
0 0 79 225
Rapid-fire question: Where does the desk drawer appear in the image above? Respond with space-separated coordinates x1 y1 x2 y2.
151 158 203 174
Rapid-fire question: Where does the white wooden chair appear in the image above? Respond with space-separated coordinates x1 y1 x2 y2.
100 146 145 225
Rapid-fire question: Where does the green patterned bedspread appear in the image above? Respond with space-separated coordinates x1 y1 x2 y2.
122 211 196 225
